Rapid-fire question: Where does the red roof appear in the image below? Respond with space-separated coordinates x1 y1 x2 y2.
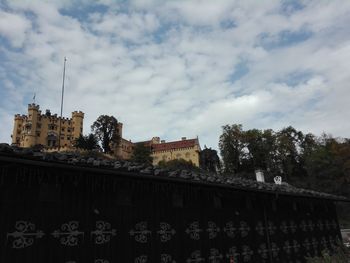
151 139 198 152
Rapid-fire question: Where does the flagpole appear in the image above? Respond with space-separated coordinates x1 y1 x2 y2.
58 57 67 150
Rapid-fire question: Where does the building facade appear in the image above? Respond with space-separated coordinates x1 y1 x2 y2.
148 136 201 166
112 122 201 166
111 122 134 160
11 103 84 148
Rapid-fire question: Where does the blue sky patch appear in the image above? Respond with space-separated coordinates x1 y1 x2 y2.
229 61 249 84
259 29 312 50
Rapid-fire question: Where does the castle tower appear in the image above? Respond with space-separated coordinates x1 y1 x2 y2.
22 103 40 147
71 111 84 140
116 122 123 139
12 114 24 146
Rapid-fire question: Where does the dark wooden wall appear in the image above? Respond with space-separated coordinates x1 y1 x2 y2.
0 158 341 263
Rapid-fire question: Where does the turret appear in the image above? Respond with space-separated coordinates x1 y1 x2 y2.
23 103 40 147
71 111 84 139
12 114 24 145
151 137 160 144
116 122 123 139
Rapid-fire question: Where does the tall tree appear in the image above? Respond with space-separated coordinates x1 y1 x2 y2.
91 115 120 153
200 146 221 173
275 126 304 181
219 124 245 174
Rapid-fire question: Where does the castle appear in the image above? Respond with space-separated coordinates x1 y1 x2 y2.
11 104 200 166
138 136 201 167
11 103 84 149
111 125 201 166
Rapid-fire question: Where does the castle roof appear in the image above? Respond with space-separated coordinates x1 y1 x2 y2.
151 138 198 152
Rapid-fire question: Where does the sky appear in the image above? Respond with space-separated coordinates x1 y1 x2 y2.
1 0 350 151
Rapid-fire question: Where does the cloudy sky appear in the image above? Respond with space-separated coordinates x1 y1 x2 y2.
1 0 350 150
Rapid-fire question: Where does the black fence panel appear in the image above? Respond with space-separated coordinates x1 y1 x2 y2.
0 159 342 263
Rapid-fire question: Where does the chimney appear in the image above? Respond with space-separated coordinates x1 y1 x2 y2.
255 169 265 182
181 137 186 140
161 140 165 143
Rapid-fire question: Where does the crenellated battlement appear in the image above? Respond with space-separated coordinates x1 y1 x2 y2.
72 111 84 118
28 103 40 111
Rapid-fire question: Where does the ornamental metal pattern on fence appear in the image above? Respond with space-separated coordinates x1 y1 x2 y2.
0 158 342 263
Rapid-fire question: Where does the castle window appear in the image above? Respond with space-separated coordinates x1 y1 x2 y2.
36 132 41 137
67 128 71 132
61 127 65 132
67 136 71 140
37 123 41 129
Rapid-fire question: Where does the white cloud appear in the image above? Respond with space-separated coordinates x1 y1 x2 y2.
0 10 31 47
1 0 350 152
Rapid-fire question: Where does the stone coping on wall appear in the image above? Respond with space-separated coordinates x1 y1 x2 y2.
0 143 348 202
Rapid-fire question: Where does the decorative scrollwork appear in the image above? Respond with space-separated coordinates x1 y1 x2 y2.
135 255 147 263
241 245 253 262
186 250 205 263
208 248 223 263
223 221 236 238
91 221 116 244
206 221 220 239
255 221 265 236
239 221 250 238
258 243 269 259
160 254 176 263
7 221 44 249
270 242 280 258
157 222 176 242
226 246 239 261
129 222 151 243
52 221 84 246
185 221 202 240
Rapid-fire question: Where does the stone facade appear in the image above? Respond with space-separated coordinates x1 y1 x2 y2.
150 137 201 166
11 103 84 148
113 124 201 166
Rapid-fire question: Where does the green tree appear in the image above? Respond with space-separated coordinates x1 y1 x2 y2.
74 134 100 151
275 126 304 181
200 146 221 173
219 124 245 174
131 143 153 165
91 115 120 153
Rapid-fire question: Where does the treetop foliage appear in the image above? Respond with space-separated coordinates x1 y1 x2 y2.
91 115 120 153
219 124 350 198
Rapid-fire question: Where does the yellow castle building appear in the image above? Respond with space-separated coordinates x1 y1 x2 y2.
11 103 84 149
11 104 200 166
148 136 201 166
117 134 201 166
